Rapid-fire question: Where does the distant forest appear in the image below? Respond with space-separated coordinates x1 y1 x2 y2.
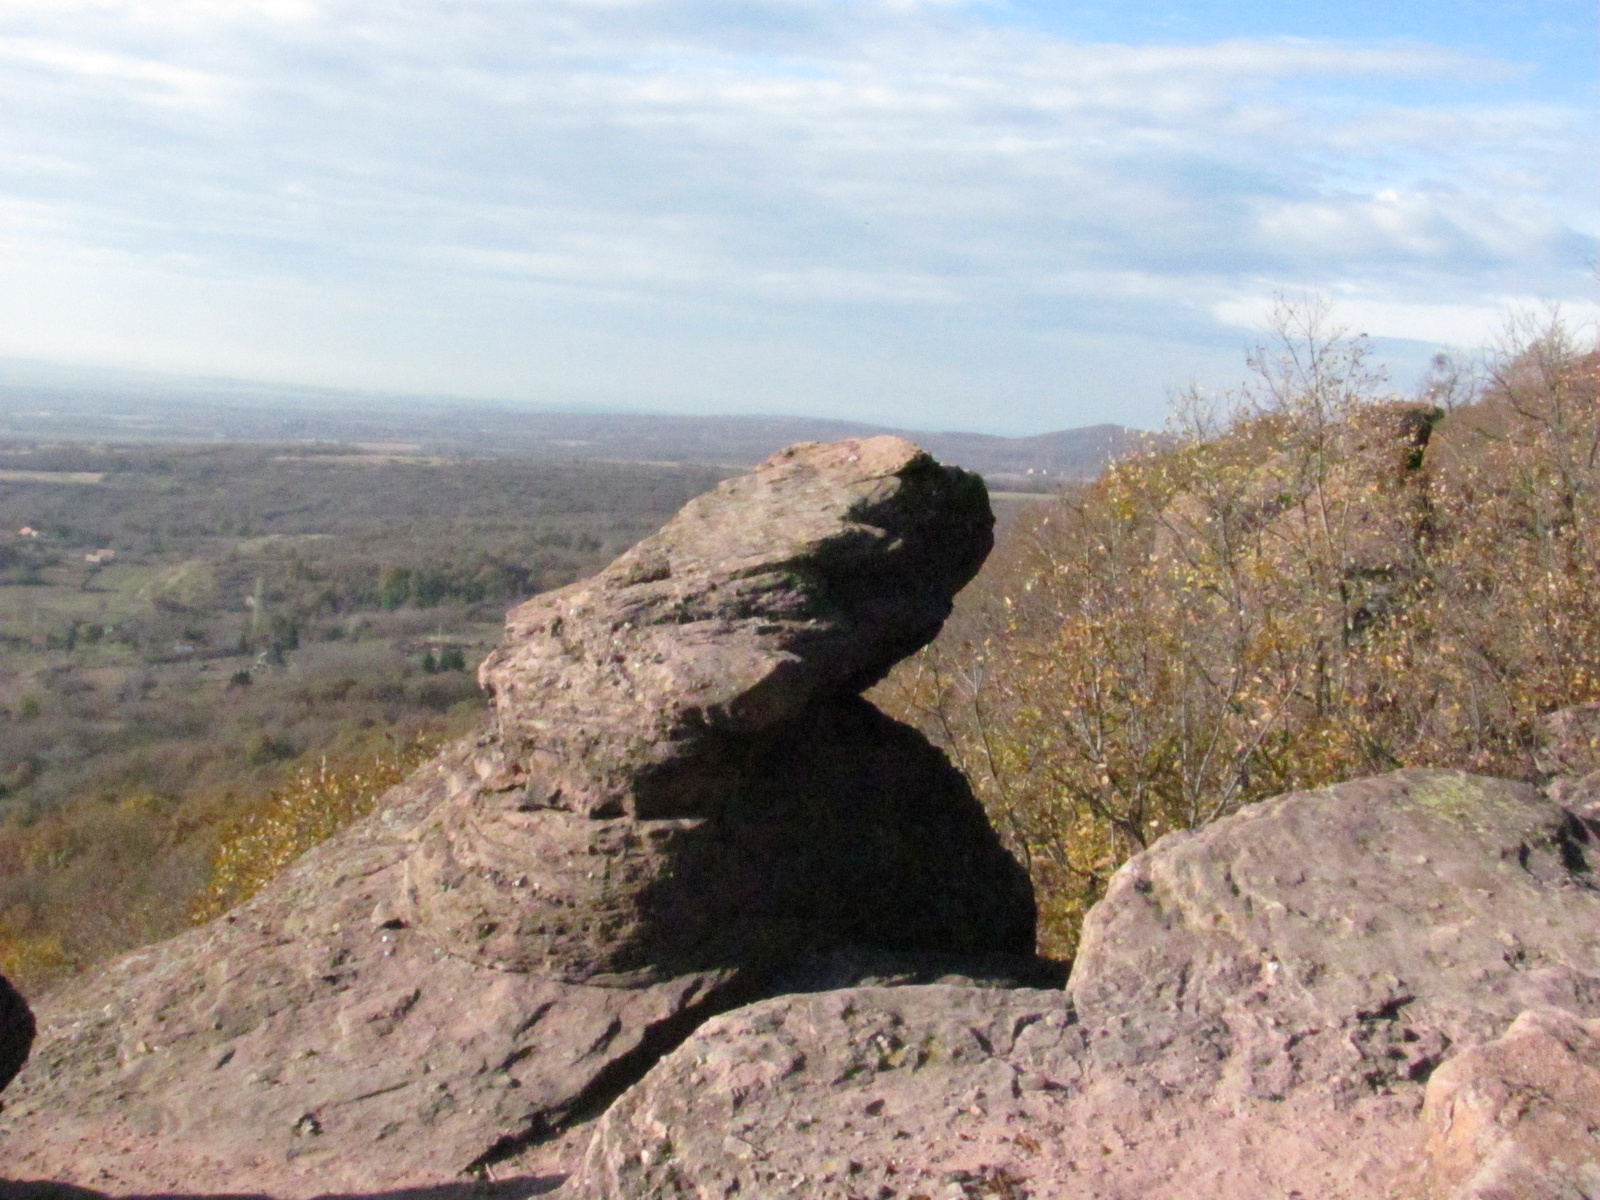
0 372 1139 492
0 444 729 988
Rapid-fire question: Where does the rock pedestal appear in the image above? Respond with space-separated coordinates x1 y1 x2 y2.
0 437 1034 1195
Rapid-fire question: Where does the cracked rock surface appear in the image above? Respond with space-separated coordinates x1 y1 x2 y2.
573 769 1600 1200
0 437 1032 1196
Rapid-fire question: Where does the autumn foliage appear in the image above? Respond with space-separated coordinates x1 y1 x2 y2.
186 733 441 923
877 304 1600 958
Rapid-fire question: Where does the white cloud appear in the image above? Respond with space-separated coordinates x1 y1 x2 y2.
0 36 229 105
0 0 319 24
0 0 1590 431
1212 293 1600 348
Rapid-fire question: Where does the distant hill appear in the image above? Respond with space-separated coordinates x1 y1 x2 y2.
0 365 1146 485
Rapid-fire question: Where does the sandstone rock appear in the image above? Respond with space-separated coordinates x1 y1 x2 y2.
1414 1006 1600 1200
479 435 993 822
573 769 1600 1199
0 438 1028 1196
0 972 33 1097
576 985 1078 1200
406 694 1033 985
407 436 1019 982
0 746 737 1195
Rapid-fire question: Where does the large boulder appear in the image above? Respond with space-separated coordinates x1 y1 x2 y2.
0 438 1030 1196
478 435 994 822
406 436 1020 983
574 769 1600 1199
0 972 33 1097
1413 1006 1600 1200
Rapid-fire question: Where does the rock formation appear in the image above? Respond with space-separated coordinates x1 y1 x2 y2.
575 769 1600 1199
0 972 33 1098
9 436 1600 1199
0 437 1033 1196
1415 1006 1600 1200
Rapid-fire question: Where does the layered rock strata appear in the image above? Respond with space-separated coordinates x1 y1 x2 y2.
0 437 1033 1195
576 769 1600 1199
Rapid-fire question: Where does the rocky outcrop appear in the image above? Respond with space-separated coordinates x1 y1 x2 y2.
408 436 1021 984
0 437 1032 1196
0 972 32 1097
1415 1006 1600 1200
575 768 1600 1199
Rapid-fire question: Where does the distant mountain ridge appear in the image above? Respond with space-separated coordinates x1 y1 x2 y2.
0 375 1144 485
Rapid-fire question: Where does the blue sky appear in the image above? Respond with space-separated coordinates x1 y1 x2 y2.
0 0 1593 434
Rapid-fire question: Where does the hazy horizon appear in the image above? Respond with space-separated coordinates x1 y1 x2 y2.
0 0 1593 436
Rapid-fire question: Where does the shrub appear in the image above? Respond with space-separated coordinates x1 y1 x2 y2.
187 735 441 923
877 302 1600 959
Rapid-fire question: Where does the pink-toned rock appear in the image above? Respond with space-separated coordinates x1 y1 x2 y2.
406 436 1029 983
477 435 992 823
1416 1006 1600 1200
0 746 736 1196
572 769 1600 1199
0 438 1028 1196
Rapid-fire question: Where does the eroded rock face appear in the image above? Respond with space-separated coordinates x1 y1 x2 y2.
405 696 1033 984
0 438 1028 1195
403 437 1028 982
1415 1006 1600 1200
574 769 1600 1200
478 435 993 822
0 972 33 1096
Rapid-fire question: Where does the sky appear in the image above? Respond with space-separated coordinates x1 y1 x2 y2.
0 0 1593 434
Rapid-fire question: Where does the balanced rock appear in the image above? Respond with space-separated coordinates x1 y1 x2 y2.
403 435 1029 983
481 435 994 820
574 769 1600 1199
0 972 33 1096
0 438 1031 1196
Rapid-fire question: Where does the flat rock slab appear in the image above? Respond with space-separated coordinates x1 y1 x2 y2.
573 770 1600 1199
575 984 1422 1200
0 747 740 1198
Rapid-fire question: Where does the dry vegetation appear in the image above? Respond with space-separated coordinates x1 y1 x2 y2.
6 312 1596 990
187 733 442 924
877 303 1600 957
0 447 727 992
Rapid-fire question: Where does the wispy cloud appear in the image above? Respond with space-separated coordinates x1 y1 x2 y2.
0 0 1591 431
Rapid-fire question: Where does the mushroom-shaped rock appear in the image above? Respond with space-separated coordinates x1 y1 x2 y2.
0 439 1032 1195
477 435 993 820
402 436 1030 982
